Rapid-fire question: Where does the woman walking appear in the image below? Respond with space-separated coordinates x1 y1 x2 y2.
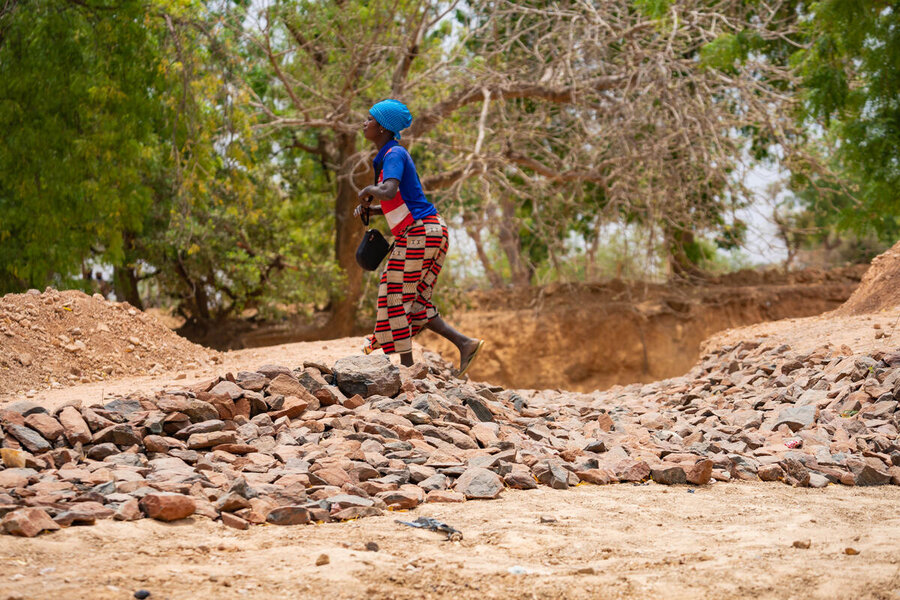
355 99 484 375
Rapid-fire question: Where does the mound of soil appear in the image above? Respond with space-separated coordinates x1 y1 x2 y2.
0 288 216 395
836 239 900 316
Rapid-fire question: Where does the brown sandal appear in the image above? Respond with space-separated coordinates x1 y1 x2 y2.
458 339 485 378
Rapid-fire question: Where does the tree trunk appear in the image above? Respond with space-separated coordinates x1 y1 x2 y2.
496 196 531 286
464 221 504 288
113 264 143 310
328 132 366 336
664 226 704 280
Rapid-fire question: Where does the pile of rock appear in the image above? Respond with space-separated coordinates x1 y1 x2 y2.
1 343 899 537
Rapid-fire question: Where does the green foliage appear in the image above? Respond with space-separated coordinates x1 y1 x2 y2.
0 0 339 322
633 0 670 19
0 0 163 292
793 0 900 241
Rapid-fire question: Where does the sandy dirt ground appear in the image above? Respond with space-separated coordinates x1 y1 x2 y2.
704 305 900 357
2 306 900 599
1 483 898 600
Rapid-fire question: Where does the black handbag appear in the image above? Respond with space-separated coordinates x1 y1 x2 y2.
355 161 393 271
355 208 392 271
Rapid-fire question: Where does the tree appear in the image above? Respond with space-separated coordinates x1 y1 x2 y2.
793 0 900 242
232 0 811 322
0 0 338 326
0 0 165 296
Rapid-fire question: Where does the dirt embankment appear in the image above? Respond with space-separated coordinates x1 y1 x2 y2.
422 266 869 392
836 239 900 316
0 289 216 396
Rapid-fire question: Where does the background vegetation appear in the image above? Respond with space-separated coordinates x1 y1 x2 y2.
1 0 897 333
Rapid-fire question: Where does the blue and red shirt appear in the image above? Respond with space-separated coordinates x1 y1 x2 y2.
374 140 438 236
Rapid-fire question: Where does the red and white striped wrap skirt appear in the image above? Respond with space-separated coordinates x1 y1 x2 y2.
364 214 448 355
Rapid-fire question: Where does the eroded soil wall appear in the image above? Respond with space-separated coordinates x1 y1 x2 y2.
420 266 868 392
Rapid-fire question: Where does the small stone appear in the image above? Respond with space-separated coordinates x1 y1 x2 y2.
685 460 713 485
376 490 422 509
651 465 687 485
365 541 379 552
792 539 811 549
187 430 238 449
134 590 151 599
539 514 558 523
532 461 569 489
1 508 61 537
503 471 538 490
426 490 466 503
115 499 143 521
6 424 51 453
576 469 614 485
758 464 784 482
454 467 504 499
808 473 830 488
315 554 330 566
781 458 810 487
221 512 250 530
332 506 383 520
0 448 27 468
333 355 401 398
844 547 860 555
23 413 64 441
139 493 196 521
266 506 311 526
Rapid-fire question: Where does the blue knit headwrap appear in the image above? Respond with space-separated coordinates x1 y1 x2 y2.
369 99 413 140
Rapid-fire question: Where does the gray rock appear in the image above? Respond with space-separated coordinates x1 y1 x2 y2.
6 424 51 453
808 473 830 488
418 474 448 491
774 405 816 432
102 398 144 417
454 467 503 499
257 365 293 379
228 477 259 499
182 399 219 423
650 465 687 485
209 381 244 400
236 371 268 391
4 400 48 416
532 461 569 490
333 355 401 398
174 419 225 439
86 443 120 460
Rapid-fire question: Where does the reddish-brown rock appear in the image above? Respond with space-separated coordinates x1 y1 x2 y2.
24 413 64 441
2 508 61 537
685 459 713 485
139 493 196 521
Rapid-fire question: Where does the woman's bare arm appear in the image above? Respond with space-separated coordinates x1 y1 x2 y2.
358 178 400 201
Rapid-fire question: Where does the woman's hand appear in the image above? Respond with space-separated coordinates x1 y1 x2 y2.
354 191 372 218
358 186 375 201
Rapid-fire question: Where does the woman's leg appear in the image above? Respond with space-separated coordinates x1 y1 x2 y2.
424 316 482 371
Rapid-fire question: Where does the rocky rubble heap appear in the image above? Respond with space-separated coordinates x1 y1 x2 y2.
1 343 899 537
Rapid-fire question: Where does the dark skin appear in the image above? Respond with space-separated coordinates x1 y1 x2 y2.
356 114 483 371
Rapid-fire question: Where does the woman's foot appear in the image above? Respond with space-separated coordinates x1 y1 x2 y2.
457 339 485 377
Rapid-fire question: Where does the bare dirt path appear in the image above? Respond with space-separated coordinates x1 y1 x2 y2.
1 482 898 600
